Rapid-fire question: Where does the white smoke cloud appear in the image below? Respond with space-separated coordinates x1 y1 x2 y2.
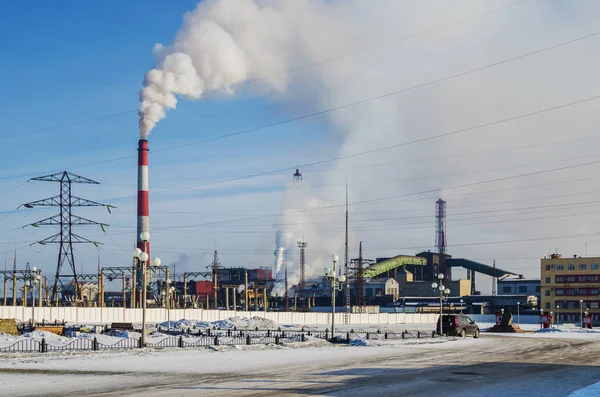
138 0 295 137
137 0 600 293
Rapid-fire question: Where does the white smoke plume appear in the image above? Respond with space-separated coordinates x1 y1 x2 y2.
140 0 600 292
138 0 295 137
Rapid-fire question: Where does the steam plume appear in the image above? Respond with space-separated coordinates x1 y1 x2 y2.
138 0 293 137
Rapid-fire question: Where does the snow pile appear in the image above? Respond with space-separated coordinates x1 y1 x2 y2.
349 339 368 347
0 332 18 343
159 319 194 331
116 331 141 339
212 316 278 330
536 327 600 334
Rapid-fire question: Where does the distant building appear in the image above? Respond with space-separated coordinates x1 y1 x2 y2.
541 253 600 324
396 268 471 298
498 278 540 300
364 278 399 301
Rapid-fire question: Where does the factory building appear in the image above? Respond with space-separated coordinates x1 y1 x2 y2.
364 278 399 301
498 278 540 301
395 267 471 297
541 253 600 324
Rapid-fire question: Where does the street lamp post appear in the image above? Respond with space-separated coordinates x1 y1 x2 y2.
31 267 41 327
556 304 560 328
460 299 464 314
324 254 345 339
580 299 584 330
517 302 521 327
132 232 160 347
431 273 450 336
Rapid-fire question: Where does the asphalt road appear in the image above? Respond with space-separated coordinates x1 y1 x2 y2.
2 335 600 397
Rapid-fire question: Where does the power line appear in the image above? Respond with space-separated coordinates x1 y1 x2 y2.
3 28 599 183
98 94 600 203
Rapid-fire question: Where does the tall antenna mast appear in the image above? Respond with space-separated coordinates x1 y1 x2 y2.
344 181 350 324
492 259 497 308
284 250 289 312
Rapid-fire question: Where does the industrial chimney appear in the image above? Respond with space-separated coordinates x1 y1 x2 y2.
137 139 150 257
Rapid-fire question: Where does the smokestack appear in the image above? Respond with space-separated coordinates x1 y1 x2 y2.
137 139 150 257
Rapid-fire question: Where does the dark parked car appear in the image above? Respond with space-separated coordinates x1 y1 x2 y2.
436 314 480 338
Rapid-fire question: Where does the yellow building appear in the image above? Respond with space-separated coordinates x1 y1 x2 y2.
541 254 600 325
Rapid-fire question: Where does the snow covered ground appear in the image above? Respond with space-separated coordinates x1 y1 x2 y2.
1 333 599 396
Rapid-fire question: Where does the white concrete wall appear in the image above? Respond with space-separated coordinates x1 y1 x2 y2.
0 306 445 326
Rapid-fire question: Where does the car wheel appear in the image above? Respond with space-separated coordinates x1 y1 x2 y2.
460 328 466 338
474 328 480 339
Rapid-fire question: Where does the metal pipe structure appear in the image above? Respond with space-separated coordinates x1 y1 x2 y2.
137 139 150 258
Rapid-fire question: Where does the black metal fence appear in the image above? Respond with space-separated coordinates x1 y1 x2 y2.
0 327 435 354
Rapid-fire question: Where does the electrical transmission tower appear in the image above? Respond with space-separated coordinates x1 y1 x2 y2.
21 172 112 304
210 250 221 310
349 242 374 313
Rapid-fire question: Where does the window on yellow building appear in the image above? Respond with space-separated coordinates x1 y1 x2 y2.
568 264 575 270
592 264 599 270
580 264 587 270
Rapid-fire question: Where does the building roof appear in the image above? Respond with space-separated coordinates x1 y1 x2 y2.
498 278 540 283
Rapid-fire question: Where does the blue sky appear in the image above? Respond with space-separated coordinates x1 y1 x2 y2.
2 0 600 295
0 0 338 277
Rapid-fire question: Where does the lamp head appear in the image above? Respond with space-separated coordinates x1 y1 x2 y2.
328 270 335 278
431 282 438 289
437 273 444 280
323 267 330 276
132 248 142 258
32 266 37 272
444 288 450 295
331 254 339 263
140 231 150 242
139 252 149 262
338 275 346 283
151 257 161 267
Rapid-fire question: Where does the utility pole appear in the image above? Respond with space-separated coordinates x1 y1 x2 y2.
20 171 113 304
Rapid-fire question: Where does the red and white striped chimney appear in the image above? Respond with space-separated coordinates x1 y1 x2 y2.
137 139 150 258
